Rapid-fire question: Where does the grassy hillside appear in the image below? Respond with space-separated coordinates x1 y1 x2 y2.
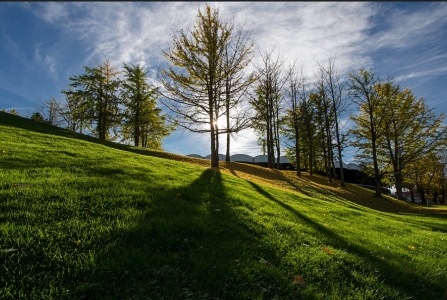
1 111 446 300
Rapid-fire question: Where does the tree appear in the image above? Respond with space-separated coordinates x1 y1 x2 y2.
220 23 255 161
121 63 174 149
160 5 252 167
309 90 334 182
30 111 46 123
251 48 289 168
314 67 337 182
61 88 89 133
348 69 385 197
299 92 317 175
282 64 307 176
62 59 121 141
283 77 318 176
32 97 64 126
375 81 447 200
317 57 347 187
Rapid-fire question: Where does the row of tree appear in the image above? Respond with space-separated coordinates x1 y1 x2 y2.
22 4 446 202
32 60 174 150
159 5 447 202
348 69 446 200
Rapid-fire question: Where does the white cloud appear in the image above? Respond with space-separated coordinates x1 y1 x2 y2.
34 44 58 79
36 2 70 23
21 2 447 160
395 66 447 82
28 2 378 80
367 3 447 51
44 55 57 76
217 2 377 77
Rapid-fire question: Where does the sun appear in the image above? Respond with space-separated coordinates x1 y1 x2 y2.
213 117 227 129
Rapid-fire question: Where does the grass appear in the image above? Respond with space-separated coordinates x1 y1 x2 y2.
1 111 447 299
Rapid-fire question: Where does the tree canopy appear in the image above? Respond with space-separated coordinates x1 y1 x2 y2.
160 5 254 167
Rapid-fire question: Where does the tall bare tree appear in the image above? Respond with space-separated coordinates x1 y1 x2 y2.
160 5 253 167
220 23 256 161
282 64 307 176
317 57 347 187
251 48 290 168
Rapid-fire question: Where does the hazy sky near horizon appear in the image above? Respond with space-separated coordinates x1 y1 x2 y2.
1 2 447 161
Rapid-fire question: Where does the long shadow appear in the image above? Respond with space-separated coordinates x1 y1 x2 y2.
246 180 446 299
222 161 443 215
58 169 301 299
2 156 446 299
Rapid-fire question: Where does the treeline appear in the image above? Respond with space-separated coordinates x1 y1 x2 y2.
31 60 174 150
23 4 447 203
159 5 447 203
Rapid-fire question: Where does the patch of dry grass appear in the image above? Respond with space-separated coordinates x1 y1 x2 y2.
145 150 447 215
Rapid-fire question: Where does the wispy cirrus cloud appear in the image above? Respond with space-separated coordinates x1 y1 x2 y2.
218 2 377 75
2 29 28 64
395 66 447 82
28 2 200 69
34 44 58 79
18 2 447 88
28 2 378 78
367 2 447 51
15 2 447 157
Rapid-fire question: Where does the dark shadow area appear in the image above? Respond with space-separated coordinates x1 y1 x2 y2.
39 169 301 299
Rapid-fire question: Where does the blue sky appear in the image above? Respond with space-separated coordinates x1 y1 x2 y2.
1 2 447 162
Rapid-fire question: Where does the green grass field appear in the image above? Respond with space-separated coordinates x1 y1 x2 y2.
1 111 446 299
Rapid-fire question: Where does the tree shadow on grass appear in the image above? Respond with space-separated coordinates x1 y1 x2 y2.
245 180 446 300
67 169 301 300
2 160 446 299
220 161 443 216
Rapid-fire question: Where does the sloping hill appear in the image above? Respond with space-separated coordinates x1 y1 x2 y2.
1 112 446 300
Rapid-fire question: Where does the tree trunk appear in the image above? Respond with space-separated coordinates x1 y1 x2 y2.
333 113 345 187
134 110 140 147
295 123 301 176
321 129 331 182
209 88 218 168
372 142 382 197
395 171 403 200
225 103 230 161
308 122 313 176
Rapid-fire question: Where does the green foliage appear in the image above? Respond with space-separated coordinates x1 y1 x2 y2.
348 68 384 196
121 63 174 149
349 73 447 199
30 111 47 123
61 61 172 149
62 59 122 141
